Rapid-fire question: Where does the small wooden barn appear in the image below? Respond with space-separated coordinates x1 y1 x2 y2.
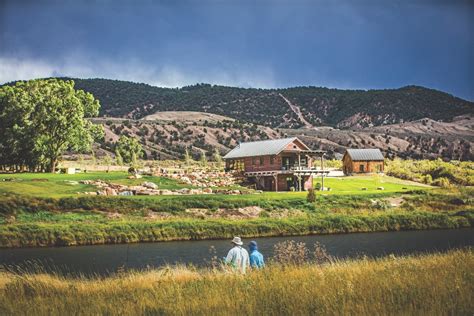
342 149 384 175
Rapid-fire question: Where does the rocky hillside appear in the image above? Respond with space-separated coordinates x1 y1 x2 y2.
91 112 473 161
71 78 473 129
92 115 282 160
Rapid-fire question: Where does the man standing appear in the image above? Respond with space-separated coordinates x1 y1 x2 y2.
248 241 265 268
225 237 250 274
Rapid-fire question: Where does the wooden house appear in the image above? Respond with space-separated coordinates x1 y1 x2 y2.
223 137 328 191
342 149 384 175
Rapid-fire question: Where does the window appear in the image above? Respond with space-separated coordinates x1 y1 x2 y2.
259 157 264 165
300 157 307 167
270 156 275 165
359 164 365 172
252 158 256 165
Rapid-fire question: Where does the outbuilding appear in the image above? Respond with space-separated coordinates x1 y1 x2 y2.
342 149 384 175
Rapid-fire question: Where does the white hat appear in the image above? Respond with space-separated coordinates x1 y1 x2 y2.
231 236 243 245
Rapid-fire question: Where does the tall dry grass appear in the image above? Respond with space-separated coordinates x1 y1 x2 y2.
0 249 472 315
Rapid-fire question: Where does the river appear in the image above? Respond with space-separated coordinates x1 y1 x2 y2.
1 228 472 276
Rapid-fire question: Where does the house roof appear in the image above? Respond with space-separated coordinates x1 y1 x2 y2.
345 148 384 161
223 137 309 159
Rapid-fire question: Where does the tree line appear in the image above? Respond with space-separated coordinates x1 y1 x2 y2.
71 78 473 128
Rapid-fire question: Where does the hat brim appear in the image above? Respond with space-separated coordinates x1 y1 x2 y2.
232 241 243 245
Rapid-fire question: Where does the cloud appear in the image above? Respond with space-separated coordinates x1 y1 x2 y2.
0 57 276 88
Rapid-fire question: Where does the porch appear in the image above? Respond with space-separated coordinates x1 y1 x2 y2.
244 168 330 192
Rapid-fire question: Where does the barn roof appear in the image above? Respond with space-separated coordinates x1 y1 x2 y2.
223 137 309 159
345 148 384 161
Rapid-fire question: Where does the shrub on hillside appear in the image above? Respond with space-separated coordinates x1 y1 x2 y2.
433 177 451 188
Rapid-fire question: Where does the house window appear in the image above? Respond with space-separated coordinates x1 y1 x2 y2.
376 164 382 173
259 157 264 165
359 164 365 172
252 158 256 165
270 156 274 165
300 157 307 167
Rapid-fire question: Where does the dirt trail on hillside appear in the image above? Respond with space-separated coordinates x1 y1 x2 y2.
279 93 314 128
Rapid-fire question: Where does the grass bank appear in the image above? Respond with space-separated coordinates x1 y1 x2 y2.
1 210 472 247
0 171 471 248
0 250 472 315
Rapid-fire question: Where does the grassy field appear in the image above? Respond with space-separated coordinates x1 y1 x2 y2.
0 171 425 198
0 172 191 198
0 249 472 315
1 171 472 248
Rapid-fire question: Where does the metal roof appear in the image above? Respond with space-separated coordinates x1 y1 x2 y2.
223 137 309 159
345 148 384 161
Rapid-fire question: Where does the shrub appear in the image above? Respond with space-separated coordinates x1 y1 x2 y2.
307 188 316 203
420 174 432 184
433 177 451 188
273 240 308 265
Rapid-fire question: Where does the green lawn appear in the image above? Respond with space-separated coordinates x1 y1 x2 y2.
315 176 428 195
0 172 429 199
0 172 191 198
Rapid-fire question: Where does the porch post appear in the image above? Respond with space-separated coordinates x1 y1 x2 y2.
297 174 302 192
320 154 325 191
273 173 278 192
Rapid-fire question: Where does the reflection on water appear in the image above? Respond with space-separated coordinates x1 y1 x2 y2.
0 228 472 276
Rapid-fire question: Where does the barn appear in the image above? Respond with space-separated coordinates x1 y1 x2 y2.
342 149 384 175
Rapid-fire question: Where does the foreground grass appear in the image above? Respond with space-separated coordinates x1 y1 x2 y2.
0 250 472 315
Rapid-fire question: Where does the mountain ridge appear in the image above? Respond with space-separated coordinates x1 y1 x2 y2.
66 78 473 129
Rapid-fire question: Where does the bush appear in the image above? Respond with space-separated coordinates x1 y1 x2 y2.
273 240 308 265
307 189 316 203
420 174 432 184
386 159 473 186
433 177 451 188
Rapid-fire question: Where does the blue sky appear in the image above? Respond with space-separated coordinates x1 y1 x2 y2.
0 0 473 100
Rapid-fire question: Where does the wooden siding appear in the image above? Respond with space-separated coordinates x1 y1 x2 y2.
244 155 283 172
342 153 384 175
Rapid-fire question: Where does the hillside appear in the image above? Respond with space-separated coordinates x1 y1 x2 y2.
91 116 280 160
3 78 473 160
71 78 474 129
89 112 473 161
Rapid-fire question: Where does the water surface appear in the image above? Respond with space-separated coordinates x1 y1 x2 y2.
0 228 472 276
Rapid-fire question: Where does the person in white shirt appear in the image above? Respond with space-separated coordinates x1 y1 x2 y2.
225 236 250 274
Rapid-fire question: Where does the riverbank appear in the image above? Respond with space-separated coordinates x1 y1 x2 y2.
1 210 472 248
1 186 472 248
0 249 472 315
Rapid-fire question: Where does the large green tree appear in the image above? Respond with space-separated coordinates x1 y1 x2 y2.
115 135 143 164
0 79 103 172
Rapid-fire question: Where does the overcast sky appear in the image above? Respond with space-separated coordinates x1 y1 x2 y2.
0 0 473 100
